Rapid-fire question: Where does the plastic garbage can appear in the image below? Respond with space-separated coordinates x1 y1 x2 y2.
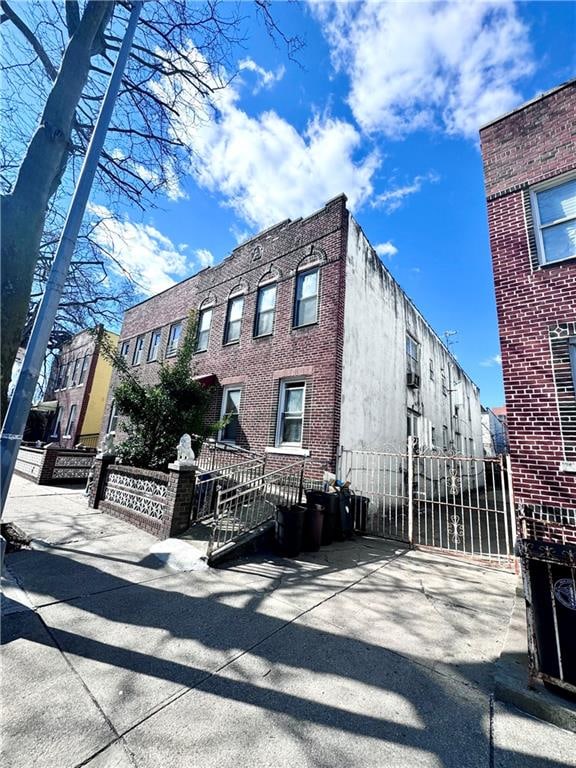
275 504 305 557
303 504 324 552
351 495 370 533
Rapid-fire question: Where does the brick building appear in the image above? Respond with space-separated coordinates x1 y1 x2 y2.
480 80 576 516
103 195 482 477
45 326 118 448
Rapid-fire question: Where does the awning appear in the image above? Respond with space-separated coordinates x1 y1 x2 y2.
193 374 217 389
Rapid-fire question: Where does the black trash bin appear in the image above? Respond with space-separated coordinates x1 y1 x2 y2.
275 504 305 557
520 538 576 695
306 490 338 545
303 504 324 552
350 495 370 533
336 489 354 540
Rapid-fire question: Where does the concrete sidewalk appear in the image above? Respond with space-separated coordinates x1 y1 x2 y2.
2 475 575 768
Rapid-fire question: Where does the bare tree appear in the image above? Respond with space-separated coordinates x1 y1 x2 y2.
0 0 301 416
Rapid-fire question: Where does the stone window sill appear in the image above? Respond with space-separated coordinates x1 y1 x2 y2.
265 446 310 457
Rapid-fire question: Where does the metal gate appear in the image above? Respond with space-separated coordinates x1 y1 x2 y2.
337 440 516 568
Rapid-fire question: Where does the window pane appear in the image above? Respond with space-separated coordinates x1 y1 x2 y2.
229 297 243 321
537 179 576 224
297 296 317 326
227 319 241 341
541 220 576 263
222 389 241 441
199 309 212 332
257 311 274 336
298 271 318 299
225 389 240 414
259 285 276 312
285 387 303 414
282 417 302 444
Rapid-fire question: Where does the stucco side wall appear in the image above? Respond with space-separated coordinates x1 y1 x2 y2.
341 216 483 455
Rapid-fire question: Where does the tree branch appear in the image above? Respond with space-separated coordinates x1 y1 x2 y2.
0 0 57 80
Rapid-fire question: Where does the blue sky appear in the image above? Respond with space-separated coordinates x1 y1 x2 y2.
91 1 576 408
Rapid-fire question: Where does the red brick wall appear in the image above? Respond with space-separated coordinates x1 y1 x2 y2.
102 196 349 477
480 81 576 512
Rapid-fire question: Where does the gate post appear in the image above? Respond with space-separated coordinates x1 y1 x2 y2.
505 453 517 548
407 437 414 546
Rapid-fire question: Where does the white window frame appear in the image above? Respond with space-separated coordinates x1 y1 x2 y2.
275 380 306 448
254 283 277 338
219 386 242 443
120 340 130 359
147 329 162 362
569 338 576 391
223 295 244 344
166 322 182 357
293 268 319 328
106 400 118 434
196 308 213 352
132 335 144 365
530 171 576 266
64 404 77 439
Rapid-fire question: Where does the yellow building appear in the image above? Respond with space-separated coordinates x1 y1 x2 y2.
45 326 118 449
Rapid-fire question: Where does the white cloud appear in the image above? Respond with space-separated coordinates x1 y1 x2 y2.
372 172 439 213
88 204 190 295
152 49 380 230
194 248 214 268
480 354 502 367
238 58 285 93
374 241 398 259
313 1 533 138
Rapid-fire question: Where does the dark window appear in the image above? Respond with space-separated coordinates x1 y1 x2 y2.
120 341 130 358
442 425 449 450
224 296 244 344
196 309 213 351
293 268 319 328
132 335 144 365
70 358 80 387
406 335 420 376
407 409 419 439
147 330 162 362
107 400 118 434
220 388 241 442
64 404 77 438
78 355 90 385
166 322 182 356
254 284 277 337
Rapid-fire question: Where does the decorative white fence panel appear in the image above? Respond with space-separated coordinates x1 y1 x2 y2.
338 441 516 568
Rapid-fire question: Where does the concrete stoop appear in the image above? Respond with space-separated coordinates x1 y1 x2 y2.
494 586 576 733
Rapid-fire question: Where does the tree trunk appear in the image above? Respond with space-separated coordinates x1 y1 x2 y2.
1 0 114 418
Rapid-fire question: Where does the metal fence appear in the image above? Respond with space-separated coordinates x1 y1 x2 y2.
208 460 305 558
518 517 576 697
197 438 259 472
337 441 516 568
192 457 265 522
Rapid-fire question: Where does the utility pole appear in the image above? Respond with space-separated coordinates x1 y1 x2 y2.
0 2 143 515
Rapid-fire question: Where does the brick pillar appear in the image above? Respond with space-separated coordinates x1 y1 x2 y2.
38 444 59 485
88 453 115 509
162 462 197 539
